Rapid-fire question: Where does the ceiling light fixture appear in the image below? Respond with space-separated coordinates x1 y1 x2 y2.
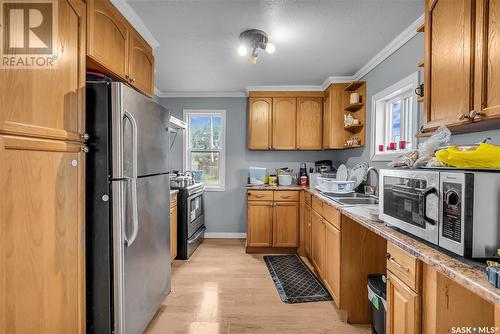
237 29 275 64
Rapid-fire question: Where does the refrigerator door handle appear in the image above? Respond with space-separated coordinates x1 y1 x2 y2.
124 177 139 247
123 110 140 248
123 110 138 179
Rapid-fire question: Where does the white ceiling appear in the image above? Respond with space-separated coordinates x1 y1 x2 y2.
126 0 423 94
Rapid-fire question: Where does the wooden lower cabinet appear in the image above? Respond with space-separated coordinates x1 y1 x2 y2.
247 201 274 247
273 202 299 247
0 135 85 334
422 263 495 333
324 222 341 305
170 198 178 262
311 210 325 278
386 272 421 334
246 191 299 250
304 204 312 257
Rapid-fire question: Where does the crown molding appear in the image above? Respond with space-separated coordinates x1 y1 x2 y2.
155 89 247 98
320 76 355 90
245 85 323 94
352 14 424 80
110 0 160 49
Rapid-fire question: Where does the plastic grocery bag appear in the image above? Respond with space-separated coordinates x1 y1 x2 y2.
413 126 452 168
435 143 500 168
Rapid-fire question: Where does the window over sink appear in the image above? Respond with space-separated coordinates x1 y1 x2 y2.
183 109 226 191
370 71 419 161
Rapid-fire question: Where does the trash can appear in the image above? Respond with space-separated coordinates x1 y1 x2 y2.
367 274 387 334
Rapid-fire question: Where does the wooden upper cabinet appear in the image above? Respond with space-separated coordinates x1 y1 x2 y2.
387 273 421 334
272 98 296 149
247 201 273 247
0 0 86 141
87 0 129 78
323 84 345 149
297 97 322 149
273 202 298 247
474 0 500 120
128 31 154 96
423 0 475 131
248 98 272 149
0 135 85 334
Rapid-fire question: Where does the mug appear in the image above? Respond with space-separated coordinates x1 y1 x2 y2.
415 83 424 97
350 92 360 104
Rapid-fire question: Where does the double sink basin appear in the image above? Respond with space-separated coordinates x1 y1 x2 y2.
323 192 379 205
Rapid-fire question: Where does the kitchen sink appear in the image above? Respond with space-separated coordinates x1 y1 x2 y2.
334 198 379 205
325 192 371 198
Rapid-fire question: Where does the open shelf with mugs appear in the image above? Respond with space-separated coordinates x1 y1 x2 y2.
343 81 366 148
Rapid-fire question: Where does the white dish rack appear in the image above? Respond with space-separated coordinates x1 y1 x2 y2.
316 177 356 193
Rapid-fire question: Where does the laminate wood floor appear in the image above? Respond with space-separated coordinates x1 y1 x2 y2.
145 239 371 334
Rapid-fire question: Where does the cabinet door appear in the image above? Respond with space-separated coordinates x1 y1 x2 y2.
248 98 272 149
322 91 331 149
273 202 298 247
297 97 322 149
0 135 85 334
247 201 273 247
474 0 500 119
87 0 129 78
0 0 86 141
128 30 154 96
387 273 421 334
170 205 178 261
423 0 475 130
311 210 325 277
272 98 296 149
325 223 341 306
304 205 312 257
323 84 345 149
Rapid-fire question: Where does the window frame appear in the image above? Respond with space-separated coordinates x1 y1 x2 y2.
370 71 420 162
183 109 226 191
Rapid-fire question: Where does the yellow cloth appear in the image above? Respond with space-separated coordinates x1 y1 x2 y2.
435 143 500 168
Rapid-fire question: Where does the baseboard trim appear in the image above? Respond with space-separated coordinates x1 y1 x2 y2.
205 232 247 239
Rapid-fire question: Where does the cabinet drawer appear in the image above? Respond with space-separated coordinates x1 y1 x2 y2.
274 191 299 202
304 192 312 205
311 196 323 215
247 190 274 201
386 242 422 292
323 203 341 230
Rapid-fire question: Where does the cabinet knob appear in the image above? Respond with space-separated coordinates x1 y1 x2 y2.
130 77 136 83
458 113 470 121
469 110 482 120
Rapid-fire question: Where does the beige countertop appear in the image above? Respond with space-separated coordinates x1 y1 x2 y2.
302 188 500 305
246 184 304 191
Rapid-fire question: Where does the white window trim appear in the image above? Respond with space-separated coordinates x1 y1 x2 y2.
370 71 420 162
183 109 226 191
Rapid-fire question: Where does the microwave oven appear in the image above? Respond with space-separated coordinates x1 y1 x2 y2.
379 169 500 258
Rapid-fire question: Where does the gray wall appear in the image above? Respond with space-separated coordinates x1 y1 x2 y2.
160 97 337 234
338 33 500 170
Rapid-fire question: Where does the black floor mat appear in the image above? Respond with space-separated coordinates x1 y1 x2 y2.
264 254 333 304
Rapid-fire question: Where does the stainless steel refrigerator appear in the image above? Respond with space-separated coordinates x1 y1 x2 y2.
86 82 171 334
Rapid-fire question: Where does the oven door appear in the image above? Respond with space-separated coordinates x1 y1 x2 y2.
379 169 440 244
186 190 205 238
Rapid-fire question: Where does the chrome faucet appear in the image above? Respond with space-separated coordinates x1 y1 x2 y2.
365 166 379 197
